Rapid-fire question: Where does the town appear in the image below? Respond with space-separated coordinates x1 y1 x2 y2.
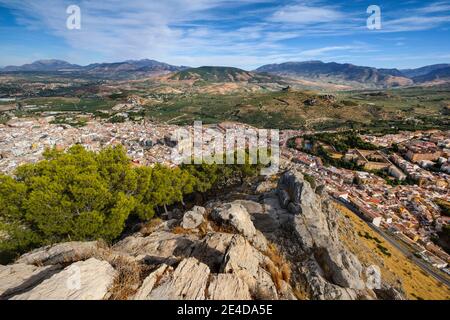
281 129 450 275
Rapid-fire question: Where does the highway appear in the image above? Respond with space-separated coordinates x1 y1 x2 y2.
335 199 450 288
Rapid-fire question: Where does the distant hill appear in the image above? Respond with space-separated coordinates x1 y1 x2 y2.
255 61 411 88
401 64 450 78
170 66 284 84
0 59 187 79
2 59 81 72
83 59 188 79
413 66 450 83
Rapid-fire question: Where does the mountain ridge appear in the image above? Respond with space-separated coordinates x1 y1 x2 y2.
2 59 450 87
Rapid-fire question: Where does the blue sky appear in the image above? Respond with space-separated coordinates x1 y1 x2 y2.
0 0 450 69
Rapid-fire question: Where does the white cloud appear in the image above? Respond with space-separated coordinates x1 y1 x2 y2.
269 4 343 24
1 0 449 68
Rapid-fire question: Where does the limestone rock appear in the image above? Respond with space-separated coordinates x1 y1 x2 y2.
0 264 61 299
221 235 277 300
16 241 101 266
207 274 251 300
255 180 277 194
133 264 170 300
315 246 365 290
211 202 267 251
374 284 405 300
276 170 367 298
11 258 116 300
181 206 206 229
301 257 366 300
147 258 210 300
190 232 235 271
113 231 197 264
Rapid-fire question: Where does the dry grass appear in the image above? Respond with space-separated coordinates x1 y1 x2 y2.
139 218 163 236
264 243 292 292
108 256 150 300
335 203 450 300
172 226 191 235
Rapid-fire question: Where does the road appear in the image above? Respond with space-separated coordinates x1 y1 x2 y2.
335 199 450 288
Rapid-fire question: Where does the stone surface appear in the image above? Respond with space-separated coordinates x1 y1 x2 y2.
255 180 277 194
16 241 101 266
301 257 364 300
207 274 251 300
221 235 277 300
0 264 61 299
147 258 210 300
11 258 117 300
133 264 170 300
113 231 198 264
211 202 267 251
190 232 235 271
181 206 206 229
276 170 369 298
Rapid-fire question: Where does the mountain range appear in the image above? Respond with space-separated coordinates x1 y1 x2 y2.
1 59 188 79
2 59 450 87
255 61 450 87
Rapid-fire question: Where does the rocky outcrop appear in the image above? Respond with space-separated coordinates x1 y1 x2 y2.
146 258 210 300
11 258 116 300
181 206 206 229
133 264 172 300
113 231 198 265
16 241 102 266
0 264 61 299
208 274 251 300
221 235 278 299
276 171 374 299
211 202 267 251
0 169 406 300
190 232 235 272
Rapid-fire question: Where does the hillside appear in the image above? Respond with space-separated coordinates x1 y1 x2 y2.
413 66 450 83
2 59 81 72
255 61 412 88
0 59 187 80
83 59 187 79
169 66 285 84
401 64 450 78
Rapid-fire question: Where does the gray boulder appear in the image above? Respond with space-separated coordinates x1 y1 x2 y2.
113 231 198 264
0 264 61 299
11 258 117 300
211 202 267 251
276 170 368 297
133 264 171 300
221 235 278 300
208 274 251 300
181 206 206 229
147 258 210 300
16 241 101 266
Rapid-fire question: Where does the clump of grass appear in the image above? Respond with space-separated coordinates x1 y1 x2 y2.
108 256 149 300
172 226 191 235
264 243 292 292
140 218 163 236
377 244 391 257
